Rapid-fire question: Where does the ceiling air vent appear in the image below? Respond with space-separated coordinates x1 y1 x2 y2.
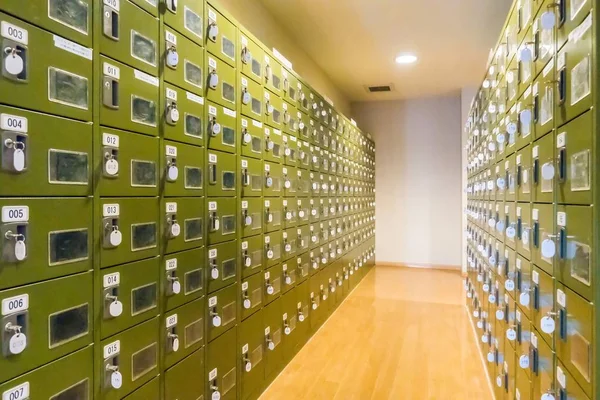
364 83 395 93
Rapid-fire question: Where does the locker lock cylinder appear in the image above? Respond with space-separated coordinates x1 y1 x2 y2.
209 299 222 327
3 44 26 78
283 233 291 253
241 242 252 268
3 312 28 356
3 227 27 262
165 146 179 182
242 282 252 309
166 315 180 353
166 203 181 238
166 100 180 125
241 45 252 64
242 345 253 372
283 265 293 285
265 272 274 295
265 327 275 351
2 135 27 173
103 205 123 248
209 252 219 280
242 208 253 227
104 282 123 318
165 43 179 69
283 315 291 335
242 127 252 144
166 264 181 296
209 115 221 136
297 303 306 322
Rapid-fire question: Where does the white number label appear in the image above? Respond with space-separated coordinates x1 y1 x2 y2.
209 154 217 163
557 212 566 227
557 289 566 307
102 133 119 147
208 201 217 211
103 272 120 288
103 62 120 79
166 202 177 213
165 30 177 44
166 145 177 157
241 201 248 209
1 295 28 316
208 105 217 116
103 204 120 217
241 241 248 250
2 382 29 400
242 282 248 290
0 114 27 133
208 57 217 69
209 367 218 381
166 258 177 270
103 340 120 358
1 206 29 223
209 249 217 258
209 296 217 307
104 0 120 10
166 314 178 328
166 88 177 101
1 22 28 45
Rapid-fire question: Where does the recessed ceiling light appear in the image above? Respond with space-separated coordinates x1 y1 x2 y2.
395 53 417 64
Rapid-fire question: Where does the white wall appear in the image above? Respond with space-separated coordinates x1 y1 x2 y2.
218 0 351 115
352 94 462 267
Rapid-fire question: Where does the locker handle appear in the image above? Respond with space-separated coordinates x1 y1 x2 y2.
533 31 540 61
517 322 522 344
559 307 567 341
504 304 509 323
516 165 522 187
531 347 539 375
558 0 566 27
558 68 567 105
558 147 566 182
533 158 539 185
103 6 120 40
533 221 539 247
533 285 540 310
533 94 539 123
559 227 566 259
559 389 567 400
209 164 217 184
517 217 522 239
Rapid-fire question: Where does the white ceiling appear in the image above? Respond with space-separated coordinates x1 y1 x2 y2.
259 0 512 102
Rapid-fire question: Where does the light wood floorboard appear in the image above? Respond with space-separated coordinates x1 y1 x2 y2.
259 265 492 400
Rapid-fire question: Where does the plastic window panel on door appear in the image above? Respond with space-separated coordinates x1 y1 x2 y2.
162 29 204 95
163 83 205 147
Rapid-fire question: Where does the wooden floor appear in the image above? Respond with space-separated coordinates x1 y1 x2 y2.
259 266 492 400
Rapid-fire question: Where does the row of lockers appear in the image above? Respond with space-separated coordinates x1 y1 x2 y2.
0 0 376 399
464 0 595 399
